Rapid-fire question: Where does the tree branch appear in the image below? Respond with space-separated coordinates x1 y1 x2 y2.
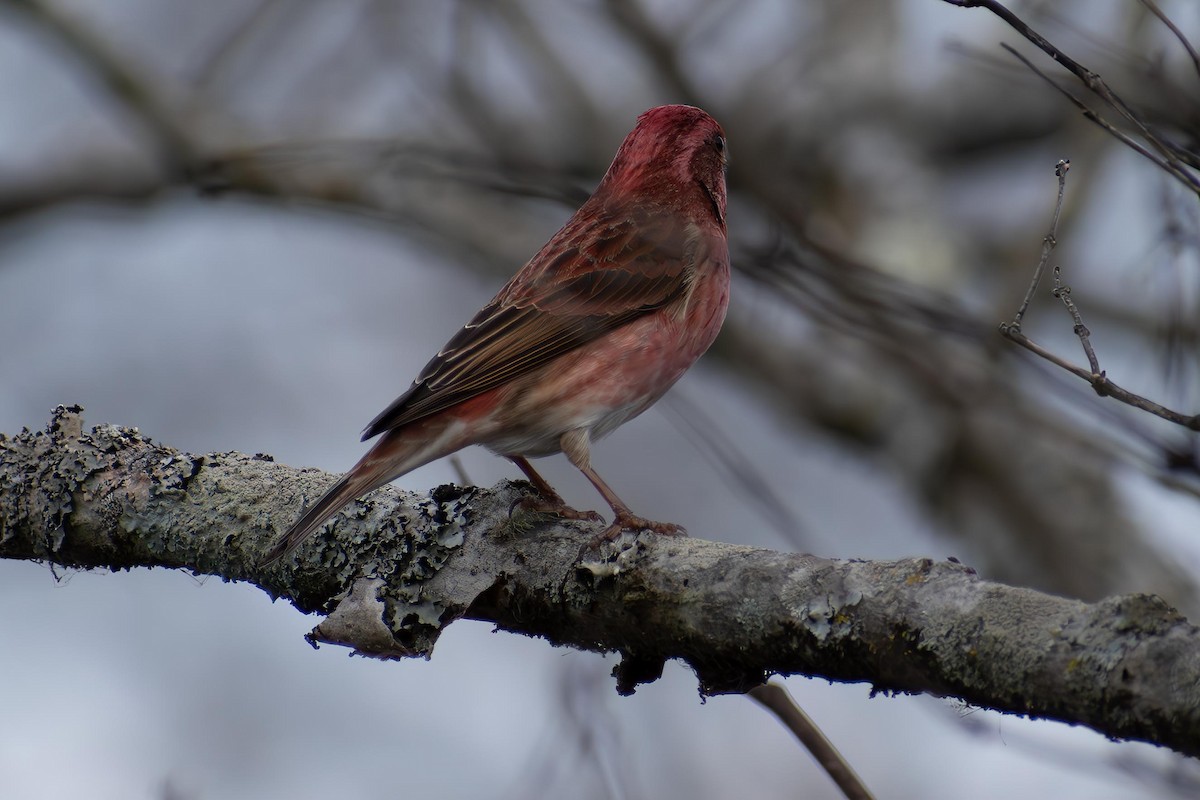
3 407 1199 756
999 161 1200 432
749 682 875 800
4 0 199 174
942 0 1200 195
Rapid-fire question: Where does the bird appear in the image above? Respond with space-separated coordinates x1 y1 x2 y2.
260 104 730 566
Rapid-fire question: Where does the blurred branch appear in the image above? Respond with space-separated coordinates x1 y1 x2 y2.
1137 0 1200 81
4 406 1200 758
3 0 199 173
1001 43 1200 192
0 138 589 224
661 389 808 549
748 682 875 800
943 0 1200 193
0 169 167 220
605 0 702 103
187 0 283 91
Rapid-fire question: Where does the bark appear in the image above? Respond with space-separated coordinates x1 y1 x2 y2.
3 406 1198 757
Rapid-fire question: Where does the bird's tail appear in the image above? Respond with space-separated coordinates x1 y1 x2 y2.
258 470 367 566
258 419 469 566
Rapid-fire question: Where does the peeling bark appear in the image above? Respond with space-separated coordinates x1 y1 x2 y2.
2 406 1198 756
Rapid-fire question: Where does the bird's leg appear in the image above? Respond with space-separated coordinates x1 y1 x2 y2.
559 429 687 546
508 455 561 499
507 455 602 522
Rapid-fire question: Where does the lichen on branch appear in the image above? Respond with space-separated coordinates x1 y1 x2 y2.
2 406 1199 757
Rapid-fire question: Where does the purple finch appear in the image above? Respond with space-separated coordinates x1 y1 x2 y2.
262 104 730 565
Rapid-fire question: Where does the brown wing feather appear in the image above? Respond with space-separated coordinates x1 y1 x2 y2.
362 206 691 440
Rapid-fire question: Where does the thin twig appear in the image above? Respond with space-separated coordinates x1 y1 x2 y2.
661 391 807 550
1008 159 1069 331
977 0 1166 145
943 0 1200 196
1051 265 1100 375
1138 0 1200 81
999 163 1200 430
449 456 472 486
999 44 1200 196
1000 327 1200 429
748 682 876 800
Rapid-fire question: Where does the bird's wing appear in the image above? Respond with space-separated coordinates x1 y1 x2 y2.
361 207 696 440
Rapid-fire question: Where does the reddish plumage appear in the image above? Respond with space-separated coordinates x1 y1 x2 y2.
261 105 730 565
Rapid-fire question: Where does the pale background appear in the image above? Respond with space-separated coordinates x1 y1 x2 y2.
2 1 1200 798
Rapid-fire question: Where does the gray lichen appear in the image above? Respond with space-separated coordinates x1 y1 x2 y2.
4 407 1200 757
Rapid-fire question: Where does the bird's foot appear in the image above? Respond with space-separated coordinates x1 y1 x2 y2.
510 493 604 524
588 512 687 548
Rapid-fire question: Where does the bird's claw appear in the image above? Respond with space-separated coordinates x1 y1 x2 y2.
588 512 687 548
510 493 603 523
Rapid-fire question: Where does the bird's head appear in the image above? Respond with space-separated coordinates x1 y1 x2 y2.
596 105 728 229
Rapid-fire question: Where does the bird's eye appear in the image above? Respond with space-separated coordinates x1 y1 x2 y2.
712 135 729 168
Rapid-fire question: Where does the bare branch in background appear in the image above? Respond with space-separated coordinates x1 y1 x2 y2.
661 390 808 549
4 0 199 173
1000 43 1199 193
749 682 876 800
605 0 702 104
1052 265 1101 376
186 0 283 91
1008 158 1070 331
1001 161 1200 431
1138 0 1200 81
943 0 1200 193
